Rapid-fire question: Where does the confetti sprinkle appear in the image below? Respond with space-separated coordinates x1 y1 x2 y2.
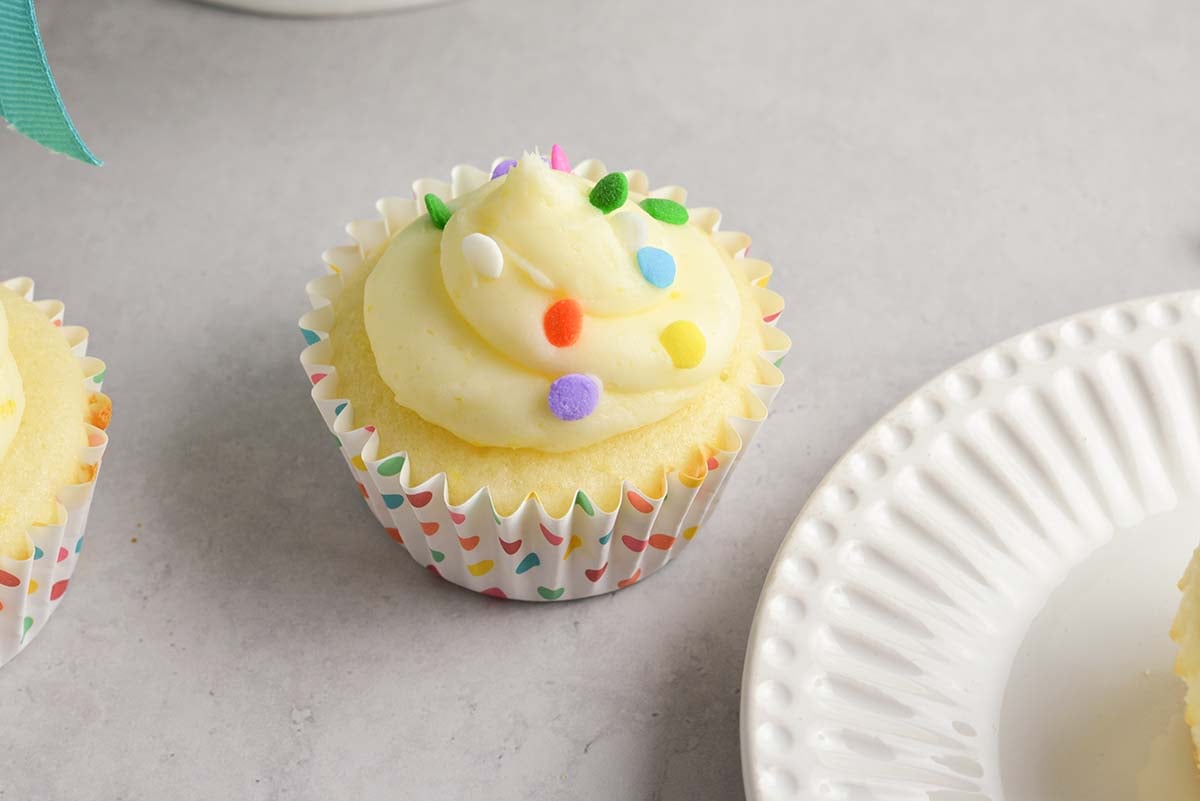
612 210 648 250
424 193 452 229
462 233 504 279
491 159 518 179
640 198 689 225
548 374 601 421
589 172 628 214
543 299 583 347
660 320 706 368
636 246 676 288
550 144 570 172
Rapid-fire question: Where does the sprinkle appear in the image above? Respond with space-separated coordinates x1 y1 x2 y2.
636 246 676 288
660 321 706 368
424 193 452 229
462 233 504 279
491 159 518 179
550 144 570 172
589 172 628 214
543 299 583 347
612 210 647 250
548 374 600 421
640 198 689 225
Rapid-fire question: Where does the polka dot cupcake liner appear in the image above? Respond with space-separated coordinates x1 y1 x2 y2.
299 156 790 601
0 278 109 667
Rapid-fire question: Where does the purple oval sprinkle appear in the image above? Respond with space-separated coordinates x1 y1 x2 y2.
491 159 518 180
548 374 601 421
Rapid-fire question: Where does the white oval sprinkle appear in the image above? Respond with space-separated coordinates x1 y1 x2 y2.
462 233 504 279
612 210 648 251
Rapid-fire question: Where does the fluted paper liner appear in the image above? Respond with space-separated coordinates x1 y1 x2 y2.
0 277 109 665
300 157 789 601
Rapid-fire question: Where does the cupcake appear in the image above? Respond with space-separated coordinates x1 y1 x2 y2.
300 148 788 600
0 278 110 665
1172 547 1200 765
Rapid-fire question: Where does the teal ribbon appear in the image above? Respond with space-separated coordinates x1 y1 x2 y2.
0 0 99 165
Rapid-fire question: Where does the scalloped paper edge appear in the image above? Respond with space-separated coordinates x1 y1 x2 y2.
0 277 109 666
300 156 790 601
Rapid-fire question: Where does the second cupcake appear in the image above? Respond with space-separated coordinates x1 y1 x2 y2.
301 149 789 600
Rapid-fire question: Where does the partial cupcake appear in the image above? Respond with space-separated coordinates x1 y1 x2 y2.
301 148 788 600
0 278 110 665
1172 546 1200 766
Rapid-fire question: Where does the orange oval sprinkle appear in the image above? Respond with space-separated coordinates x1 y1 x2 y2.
543 299 583 348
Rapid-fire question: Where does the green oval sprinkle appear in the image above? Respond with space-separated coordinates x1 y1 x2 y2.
424 193 452 229
640 198 689 225
589 172 628 214
574 490 595 516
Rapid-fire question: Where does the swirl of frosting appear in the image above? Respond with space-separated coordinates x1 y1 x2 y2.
364 154 741 452
0 302 25 462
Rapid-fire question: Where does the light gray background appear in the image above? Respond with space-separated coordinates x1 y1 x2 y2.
2 0 1199 799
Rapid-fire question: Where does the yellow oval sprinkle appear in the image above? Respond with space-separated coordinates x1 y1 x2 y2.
660 321 706 369
683 526 699 541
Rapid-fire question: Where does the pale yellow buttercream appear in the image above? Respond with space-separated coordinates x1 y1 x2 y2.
0 286 88 559
1172 547 1200 766
330 246 775 516
0 300 26 465
364 155 741 451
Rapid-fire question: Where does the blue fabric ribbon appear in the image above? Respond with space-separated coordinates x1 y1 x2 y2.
0 0 99 165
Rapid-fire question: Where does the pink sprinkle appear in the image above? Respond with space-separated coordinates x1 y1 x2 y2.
550 144 570 172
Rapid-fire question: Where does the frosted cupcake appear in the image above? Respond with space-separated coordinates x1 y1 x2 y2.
301 148 788 600
0 278 110 665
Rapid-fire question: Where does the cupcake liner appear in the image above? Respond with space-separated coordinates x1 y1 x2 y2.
0 277 109 666
300 157 789 601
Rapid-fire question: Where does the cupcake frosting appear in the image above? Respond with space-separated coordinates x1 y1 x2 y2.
0 302 25 462
364 154 742 452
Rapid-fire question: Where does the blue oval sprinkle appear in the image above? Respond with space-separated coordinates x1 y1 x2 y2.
301 328 320 346
637 247 676 288
33 546 44 560
383 494 405 509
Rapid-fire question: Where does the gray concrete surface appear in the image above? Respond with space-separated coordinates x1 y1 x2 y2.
2 0 1199 798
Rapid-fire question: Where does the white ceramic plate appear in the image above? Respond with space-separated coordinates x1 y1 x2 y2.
742 292 1200 801
198 0 447 16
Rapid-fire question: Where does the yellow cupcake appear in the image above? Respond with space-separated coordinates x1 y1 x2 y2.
0 285 110 559
1172 547 1200 766
302 149 788 600
319 153 787 517
0 279 110 664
